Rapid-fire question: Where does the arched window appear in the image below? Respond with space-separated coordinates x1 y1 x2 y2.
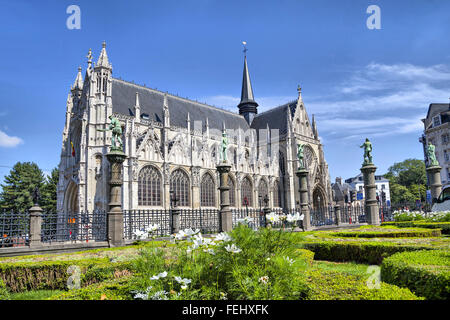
170 169 190 207
138 166 162 206
241 177 253 207
228 177 235 207
258 179 269 204
200 173 215 207
273 180 281 207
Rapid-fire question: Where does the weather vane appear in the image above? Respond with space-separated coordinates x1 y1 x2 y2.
242 41 248 56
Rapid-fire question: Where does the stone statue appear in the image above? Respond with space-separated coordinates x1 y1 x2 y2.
360 138 373 165
426 143 439 167
297 144 304 168
32 186 41 206
97 115 123 151
221 130 228 162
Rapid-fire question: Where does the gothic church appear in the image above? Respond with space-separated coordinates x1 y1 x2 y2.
57 43 332 213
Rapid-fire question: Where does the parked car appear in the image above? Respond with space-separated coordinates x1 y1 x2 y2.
431 185 450 212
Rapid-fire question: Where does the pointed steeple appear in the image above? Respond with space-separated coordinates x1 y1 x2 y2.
72 67 83 90
237 43 258 125
96 41 112 69
311 114 318 139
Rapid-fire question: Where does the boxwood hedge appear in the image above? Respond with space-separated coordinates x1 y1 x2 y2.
381 250 450 300
382 221 450 234
302 241 435 264
332 228 441 238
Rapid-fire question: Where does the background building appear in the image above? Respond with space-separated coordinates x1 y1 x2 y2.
57 43 333 213
345 173 391 207
420 103 450 188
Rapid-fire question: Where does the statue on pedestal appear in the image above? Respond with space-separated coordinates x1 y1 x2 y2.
221 129 228 162
426 143 439 167
297 144 304 168
97 115 123 151
360 138 373 165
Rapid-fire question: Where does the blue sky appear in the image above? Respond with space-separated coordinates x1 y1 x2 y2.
1 0 450 187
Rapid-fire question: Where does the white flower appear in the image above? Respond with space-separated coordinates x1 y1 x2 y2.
133 286 152 300
133 229 148 239
145 223 159 233
151 290 168 300
284 256 295 265
286 212 301 223
181 285 188 290
236 217 254 225
204 248 215 255
215 232 232 242
150 271 168 280
220 292 228 300
174 276 192 287
266 212 280 223
225 243 242 253
259 276 269 284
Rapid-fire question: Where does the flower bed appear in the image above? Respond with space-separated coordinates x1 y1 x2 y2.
382 221 450 234
381 250 450 300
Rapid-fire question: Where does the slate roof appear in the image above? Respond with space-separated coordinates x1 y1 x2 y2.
250 101 297 134
423 103 450 130
111 79 250 131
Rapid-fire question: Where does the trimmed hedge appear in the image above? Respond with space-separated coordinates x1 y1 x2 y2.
332 228 441 238
0 279 10 300
0 258 132 293
295 249 315 266
306 269 422 300
302 241 435 264
381 250 450 300
382 221 450 234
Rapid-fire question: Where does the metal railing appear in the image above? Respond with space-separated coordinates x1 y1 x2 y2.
310 207 336 227
231 207 266 229
0 211 30 248
41 211 108 243
180 208 221 234
123 209 172 239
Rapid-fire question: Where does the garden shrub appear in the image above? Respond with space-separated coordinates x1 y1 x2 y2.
332 227 441 238
0 279 10 300
381 250 450 300
306 269 422 300
302 241 435 264
0 258 132 293
382 221 450 234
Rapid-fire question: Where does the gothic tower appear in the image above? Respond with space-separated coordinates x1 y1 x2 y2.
237 53 258 125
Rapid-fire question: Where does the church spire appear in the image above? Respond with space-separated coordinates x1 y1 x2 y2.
238 42 258 125
96 41 112 69
72 66 83 90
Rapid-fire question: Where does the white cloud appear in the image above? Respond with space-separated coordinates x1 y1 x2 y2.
0 130 23 147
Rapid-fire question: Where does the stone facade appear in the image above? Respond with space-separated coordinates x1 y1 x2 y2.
57 43 333 213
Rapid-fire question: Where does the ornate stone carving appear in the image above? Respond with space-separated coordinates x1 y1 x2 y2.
192 166 201 187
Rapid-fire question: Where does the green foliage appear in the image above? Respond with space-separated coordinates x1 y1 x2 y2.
0 162 45 212
9 289 64 300
306 269 421 300
382 221 450 234
385 159 427 203
0 279 10 300
40 168 59 213
332 227 441 238
381 250 450 300
0 258 132 293
130 225 312 300
302 241 435 265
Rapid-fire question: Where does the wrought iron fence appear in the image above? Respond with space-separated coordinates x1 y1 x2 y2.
341 205 366 224
41 211 107 243
310 207 335 227
232 207 266 229
123 209 172 240
0 211 30 248
180 208 221 234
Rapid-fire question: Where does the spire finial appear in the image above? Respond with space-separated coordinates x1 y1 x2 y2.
242 41 248 56
297 84 302 95
102 41 106 49
87 48 93 68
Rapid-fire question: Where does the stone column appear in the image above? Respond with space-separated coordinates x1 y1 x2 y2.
106 150 127 247
296 168 311 230
217 162 232 232
29 205 43 248
171 207 181 234
361 164 380 225
426 165 442 203
334 205 342 226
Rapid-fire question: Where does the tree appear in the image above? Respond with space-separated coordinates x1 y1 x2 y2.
385 159 427 204
41 168 59 213
0 162 45 212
